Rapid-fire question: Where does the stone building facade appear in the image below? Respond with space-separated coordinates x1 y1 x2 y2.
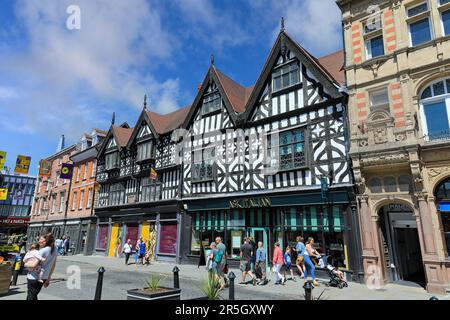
337 0 450 294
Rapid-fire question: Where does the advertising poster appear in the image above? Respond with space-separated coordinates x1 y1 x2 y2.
96 225 109 250
14 155 31 174
158 224 177 254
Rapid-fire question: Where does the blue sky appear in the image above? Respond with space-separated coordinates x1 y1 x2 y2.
0 0 343 176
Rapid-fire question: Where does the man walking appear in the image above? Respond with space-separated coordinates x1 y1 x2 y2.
215 237 227 289
55 237 63 256
256 241 268 285
239 238 257 285
123 239 132 265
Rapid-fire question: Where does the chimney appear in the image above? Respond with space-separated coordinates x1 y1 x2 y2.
57 134 65 152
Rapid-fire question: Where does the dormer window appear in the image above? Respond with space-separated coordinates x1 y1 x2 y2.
136 140 153 161
202 92 221 115
272 61 300 92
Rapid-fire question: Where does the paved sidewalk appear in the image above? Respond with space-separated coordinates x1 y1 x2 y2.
54 254 448 300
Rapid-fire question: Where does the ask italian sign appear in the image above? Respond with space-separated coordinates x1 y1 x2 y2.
230 197 271 209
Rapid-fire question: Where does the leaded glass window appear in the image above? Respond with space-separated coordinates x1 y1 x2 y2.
192 147 215 182
270 129 306 170
202 92 221 115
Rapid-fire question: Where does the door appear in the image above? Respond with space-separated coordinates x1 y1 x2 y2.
248 227 269 271
394 227 425 284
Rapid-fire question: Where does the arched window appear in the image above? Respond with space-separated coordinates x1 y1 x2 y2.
383 176 397 192
419 78 450 141
368 178 382 193
435 178 450 257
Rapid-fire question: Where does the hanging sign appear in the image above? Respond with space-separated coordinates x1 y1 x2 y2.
39 159 52 178
0 151 6 170
0 188 7 201
60 163 74 179
14 155 31 174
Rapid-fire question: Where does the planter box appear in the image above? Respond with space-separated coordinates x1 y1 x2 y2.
127 287 181 300
0 263 12 296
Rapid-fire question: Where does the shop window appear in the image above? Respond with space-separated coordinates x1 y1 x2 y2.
383 176 397 192
96 225 109 250
368 178 383 193
190 211 227 256
435 178 450 256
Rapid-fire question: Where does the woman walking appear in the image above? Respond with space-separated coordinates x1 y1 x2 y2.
123 239 132 265
25 232 58 300
272 242 285 285
295 236 306 278
139 238 146 265
304 237 321 286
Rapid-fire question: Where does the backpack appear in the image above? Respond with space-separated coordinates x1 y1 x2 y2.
214 249 224 264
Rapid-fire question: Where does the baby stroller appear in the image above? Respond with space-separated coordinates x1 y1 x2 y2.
323 256 348 289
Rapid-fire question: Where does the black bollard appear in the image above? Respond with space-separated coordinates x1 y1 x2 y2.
94 266 105 300
172 266 180 289
11 256 22 286
429 296 439 300
303 280 313 301
228 271 236 300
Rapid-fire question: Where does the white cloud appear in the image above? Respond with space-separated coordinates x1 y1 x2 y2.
250 0 342 56
0 0 180 139
0 86 19 99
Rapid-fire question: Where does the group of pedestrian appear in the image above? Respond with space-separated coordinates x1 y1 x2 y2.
122 237 155 265
24 232 58 300
54 235 70 256
237 235 322 287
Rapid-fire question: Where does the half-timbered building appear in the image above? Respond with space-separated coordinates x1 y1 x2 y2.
93 28 362 277
178 30 361 278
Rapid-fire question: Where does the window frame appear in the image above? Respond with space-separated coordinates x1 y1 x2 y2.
105 151 119 170
406 1 433 47
86 188 92 209
419 78 450 141
201 91 222 116
440 6 450 36
369 87 390 111
192 146 216 183
272 60 301 93
72 192 77 210
136 140 154 162
79 190 84 210
267 126 308 172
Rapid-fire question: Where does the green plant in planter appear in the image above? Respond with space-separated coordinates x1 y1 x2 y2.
201 271 222 300
144 274 167 291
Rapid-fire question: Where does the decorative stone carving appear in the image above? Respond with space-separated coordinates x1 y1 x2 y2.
361 152 408 166
362 56 388 78
428 166 450 179
366 109 395 145
395 132 406 142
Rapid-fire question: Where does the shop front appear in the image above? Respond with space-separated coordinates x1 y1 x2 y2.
93 203 182 262
182 189 361 278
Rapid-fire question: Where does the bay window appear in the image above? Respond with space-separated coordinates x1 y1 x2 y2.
105 152 119 170
136 141 153 161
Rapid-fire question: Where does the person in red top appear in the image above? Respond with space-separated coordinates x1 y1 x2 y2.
272 242 285 285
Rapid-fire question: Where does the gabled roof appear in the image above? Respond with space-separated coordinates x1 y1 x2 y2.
215 68 254 113
242 31 345 121
315 50 345 86
112 125 133 147
146 105 190 135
